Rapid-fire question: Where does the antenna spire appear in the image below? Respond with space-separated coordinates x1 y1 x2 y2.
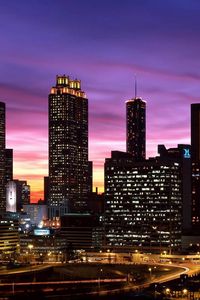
134 75 137 99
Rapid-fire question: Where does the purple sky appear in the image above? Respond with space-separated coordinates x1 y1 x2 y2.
0 0 200 200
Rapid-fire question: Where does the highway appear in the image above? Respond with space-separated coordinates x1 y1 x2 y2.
0 264 52 275
0 261 198 298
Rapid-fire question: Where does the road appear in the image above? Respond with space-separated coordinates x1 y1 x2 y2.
0 261 199 298
0 264 52 275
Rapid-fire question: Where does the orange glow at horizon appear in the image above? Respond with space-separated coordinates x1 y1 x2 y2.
14 164 105 203
13 146 160 202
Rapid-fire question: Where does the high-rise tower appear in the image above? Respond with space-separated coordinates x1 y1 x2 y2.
191 104 200 161
48 75 88 218
191 104 200 227
5 149 13 183
126 97 146 160
0 102 5 210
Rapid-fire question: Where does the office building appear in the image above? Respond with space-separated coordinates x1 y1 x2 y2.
44 176 49 205
0 102 5 211
104 151 182 252
191 104 200 228
88 161 93 194
158 144 191 230
126 97 146 160
191 104 200 162
20 230 67 262
5 149 13 183
88 191 105 214
191 162 200 227
20 180 30 206
60 214 103 251
0 217 19 256
23 203 48 226
48 75 89 218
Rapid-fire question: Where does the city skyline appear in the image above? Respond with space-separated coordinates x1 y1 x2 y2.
1 0 200 201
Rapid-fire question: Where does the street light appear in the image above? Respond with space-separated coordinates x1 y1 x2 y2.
47 252 51 261
28 244 33 251
148 267 152 280
165 288 170 295
154 284 157 299
182 289 188 297
98 268 103 289
107 249 111 263
27 244 34 262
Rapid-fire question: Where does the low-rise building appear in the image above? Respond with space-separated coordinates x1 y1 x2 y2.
60 213 103 251
20 228 67 262
0 216 19 258
23 203 48 226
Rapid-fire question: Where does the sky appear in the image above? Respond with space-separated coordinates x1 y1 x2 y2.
0 0 200 201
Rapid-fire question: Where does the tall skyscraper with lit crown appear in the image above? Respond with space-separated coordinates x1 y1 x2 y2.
48 75 88 218
126 97 146 160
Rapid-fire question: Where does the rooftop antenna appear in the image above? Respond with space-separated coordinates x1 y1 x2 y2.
134 74 137 99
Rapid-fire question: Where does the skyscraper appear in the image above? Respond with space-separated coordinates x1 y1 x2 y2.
191 104 200 161
191 104 200 227
126 97 146 160
5 149 13 183
158 144 191 230
44 176 49 205
0 102 5 211
48 75 88 218
88 161 93 195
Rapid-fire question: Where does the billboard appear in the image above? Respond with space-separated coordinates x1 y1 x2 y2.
34 228 50 236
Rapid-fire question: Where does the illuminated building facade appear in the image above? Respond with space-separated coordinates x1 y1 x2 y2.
126 97 146 160
191 162 200 227
6 180 30 213
0 102 5 211
49 75 89 218
104 151 182 252
191 104 200 228
43 217 60 229
6 181 17 213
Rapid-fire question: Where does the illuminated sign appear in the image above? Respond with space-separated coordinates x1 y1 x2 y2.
34 229 50 236
183 148 191 159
